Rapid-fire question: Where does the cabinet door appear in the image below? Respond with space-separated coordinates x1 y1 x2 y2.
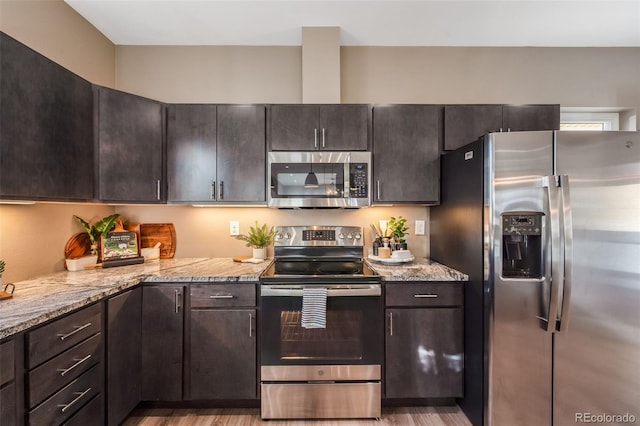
167 104 217 202
269 105 319 150
97 86 164 203
444 105 503 151
385 308 463 398
318 105 369 151
0 33 94 201
107 288 141 426
216 105 266 202
189 309 256 399
502 104 560 132
141 285 184 401
373 105 442 204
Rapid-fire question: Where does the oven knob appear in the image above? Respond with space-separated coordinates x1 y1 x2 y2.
284 232 291 239
275 233 283 240
354 232 362 240
347 233 353 240
339 233 345 239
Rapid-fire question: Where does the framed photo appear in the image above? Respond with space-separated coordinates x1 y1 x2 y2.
102 231 140 261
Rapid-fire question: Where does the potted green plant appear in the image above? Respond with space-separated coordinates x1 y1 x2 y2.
235 221 275 260
73 213 120 255
388 216 410 249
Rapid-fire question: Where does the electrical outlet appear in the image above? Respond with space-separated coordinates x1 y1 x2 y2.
229 221 240 236
415 220 426 235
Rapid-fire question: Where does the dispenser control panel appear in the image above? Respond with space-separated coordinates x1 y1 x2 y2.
501 212 544 279
503 214 542 236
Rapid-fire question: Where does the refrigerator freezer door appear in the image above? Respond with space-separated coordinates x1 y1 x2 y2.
553 131 640 425
487 131 554 426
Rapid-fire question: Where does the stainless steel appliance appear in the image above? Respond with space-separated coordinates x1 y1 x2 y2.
260 226 382 419
431 131 640 426
268 152 371 208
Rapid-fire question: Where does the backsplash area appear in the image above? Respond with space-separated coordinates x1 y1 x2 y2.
0 204 428 282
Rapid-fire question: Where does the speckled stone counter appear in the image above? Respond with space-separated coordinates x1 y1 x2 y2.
366 258 468 281
0 258 272 339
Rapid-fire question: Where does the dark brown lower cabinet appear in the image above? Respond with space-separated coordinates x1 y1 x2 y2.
107 288 142 425
384 282 464 399
141 285 185 401
189 309 257 399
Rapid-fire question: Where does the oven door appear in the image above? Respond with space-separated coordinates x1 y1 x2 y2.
260 284 382 366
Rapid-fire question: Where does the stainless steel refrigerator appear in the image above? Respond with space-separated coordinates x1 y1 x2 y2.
431 130 640 426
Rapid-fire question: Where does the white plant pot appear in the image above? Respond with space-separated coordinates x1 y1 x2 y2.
65 255 99 272
252 248 267 260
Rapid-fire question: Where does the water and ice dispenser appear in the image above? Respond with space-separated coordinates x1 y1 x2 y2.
501 212 544 279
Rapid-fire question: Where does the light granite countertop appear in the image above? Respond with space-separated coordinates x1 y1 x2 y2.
1 256 467 340
366 257 469 282
0 258 271 339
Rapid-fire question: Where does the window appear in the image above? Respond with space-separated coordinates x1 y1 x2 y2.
560 112 619 131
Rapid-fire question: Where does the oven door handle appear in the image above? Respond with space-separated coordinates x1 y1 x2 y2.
261 285 381 297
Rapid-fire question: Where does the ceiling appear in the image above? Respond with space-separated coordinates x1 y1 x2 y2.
65 0 640 47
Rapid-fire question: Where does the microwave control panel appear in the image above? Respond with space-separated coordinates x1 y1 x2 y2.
350 163 368 198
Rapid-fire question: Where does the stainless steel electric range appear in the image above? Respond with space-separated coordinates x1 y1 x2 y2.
260 226 382 420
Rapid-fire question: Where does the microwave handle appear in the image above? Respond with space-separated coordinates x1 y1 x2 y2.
344 162 351 198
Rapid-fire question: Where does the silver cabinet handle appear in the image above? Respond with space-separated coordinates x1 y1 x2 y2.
557 175 573 332
377 180 381 200
58 387 92 412
57 323 92 341
156 179 161 200
389 312 394 336
414 294 438 298
249 313 253 337
211 180 215 200
220 181 224 200
314 128 318 148
174 290 181 314
209 295 235 299
57 354 92 377
322 128 326 148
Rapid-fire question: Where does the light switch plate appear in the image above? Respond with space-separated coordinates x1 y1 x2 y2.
229 221 240 236
415 220 425 235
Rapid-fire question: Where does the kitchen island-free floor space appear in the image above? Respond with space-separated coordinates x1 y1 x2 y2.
123 406 471 425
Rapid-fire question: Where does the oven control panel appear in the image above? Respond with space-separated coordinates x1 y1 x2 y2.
275 226 363 246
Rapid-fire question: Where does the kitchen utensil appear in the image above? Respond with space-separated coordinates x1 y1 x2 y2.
64 232 92 259
127 223 176 259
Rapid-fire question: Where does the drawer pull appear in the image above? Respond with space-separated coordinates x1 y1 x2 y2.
57 354 92 377
57 323 92 341
58 387 92 413
414 294 438 298
209 295 235 299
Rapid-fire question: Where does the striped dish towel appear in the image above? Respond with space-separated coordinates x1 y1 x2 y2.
301 287 328 329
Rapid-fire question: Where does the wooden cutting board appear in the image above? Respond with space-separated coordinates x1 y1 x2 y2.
64 233 92 259
127 223 176 259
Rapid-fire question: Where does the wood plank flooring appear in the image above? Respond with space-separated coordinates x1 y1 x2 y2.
123 406 472 426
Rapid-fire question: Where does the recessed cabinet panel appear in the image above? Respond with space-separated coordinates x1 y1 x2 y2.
373 105 441 204
444 105 503 151
167 104 217 202
270 105 319 151
318 105 369 151
0 32 94 201
96 86 164 203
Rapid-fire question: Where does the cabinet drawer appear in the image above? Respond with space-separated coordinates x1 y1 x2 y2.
28 364 101 426
190 284 256 308
62 393 102 426
28 333 101 408
385 283 463 307
0 340 15 386
28 303 102 368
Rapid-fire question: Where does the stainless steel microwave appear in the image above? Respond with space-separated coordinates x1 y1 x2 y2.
268 152 371 208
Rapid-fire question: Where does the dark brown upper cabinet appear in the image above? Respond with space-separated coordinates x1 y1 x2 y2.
0 32 94 201
270 104 368 151
167 104 266 204
95 86 165 203
444 104 560 151
372 105 442 204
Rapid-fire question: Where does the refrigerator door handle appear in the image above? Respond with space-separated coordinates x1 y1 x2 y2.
557 174 574 332
543 175 562 333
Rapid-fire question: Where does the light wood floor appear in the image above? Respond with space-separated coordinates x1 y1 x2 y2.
123 406 472 426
